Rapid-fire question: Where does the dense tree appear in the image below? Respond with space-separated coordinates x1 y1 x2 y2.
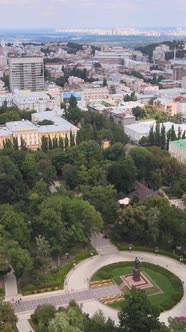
31 304 56 332
34 195 103 253
0 299 17 332
129 147 154 180
119 287 168 332
0 156 26 204
9 245 33 278
103 143 125 161
32 301 117 332
108 156 137 193
0 204 30 247
82 185 118 223
132 106 145 120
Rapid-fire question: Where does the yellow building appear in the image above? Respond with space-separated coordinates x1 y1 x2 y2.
0 116 78 150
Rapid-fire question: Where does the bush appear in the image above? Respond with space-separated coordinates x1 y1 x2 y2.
22 248 97 295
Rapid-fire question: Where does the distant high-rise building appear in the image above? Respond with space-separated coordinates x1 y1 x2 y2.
9 57 44 92
173 66 186 80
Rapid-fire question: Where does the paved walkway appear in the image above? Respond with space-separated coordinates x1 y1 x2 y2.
13 284 121 314
4 270 18 300
16 319 34 332
91 233 119 255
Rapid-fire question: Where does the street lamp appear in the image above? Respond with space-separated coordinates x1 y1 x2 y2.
155 247 159 255
180 255 183 263
73 262 76 269
129 244 132 253
65 252 70 259
90 252 93 258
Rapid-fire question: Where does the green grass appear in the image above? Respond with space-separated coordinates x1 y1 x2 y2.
0 288 5 297
92 262 183 312
113 276 123 285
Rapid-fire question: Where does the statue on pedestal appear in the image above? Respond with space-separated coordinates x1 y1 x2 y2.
133 257 141 282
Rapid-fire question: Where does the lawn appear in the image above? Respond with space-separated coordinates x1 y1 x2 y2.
0 288 5 297
91 262 183 312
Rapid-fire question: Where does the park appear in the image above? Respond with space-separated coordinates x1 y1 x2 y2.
8 233 186 331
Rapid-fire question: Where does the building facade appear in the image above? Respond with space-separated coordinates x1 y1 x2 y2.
169 139 186 165
0 116 78 150
9 57 44 92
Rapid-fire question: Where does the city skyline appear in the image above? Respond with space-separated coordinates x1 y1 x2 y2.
1 0 186 29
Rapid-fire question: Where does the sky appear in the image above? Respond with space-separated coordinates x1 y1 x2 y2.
0 0 186 29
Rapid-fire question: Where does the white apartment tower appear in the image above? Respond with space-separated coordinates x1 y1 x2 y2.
9 57 44 92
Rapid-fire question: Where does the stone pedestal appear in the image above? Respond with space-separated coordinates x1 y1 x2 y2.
133 268 140 282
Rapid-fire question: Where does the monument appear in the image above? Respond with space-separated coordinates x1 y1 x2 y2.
133 257 141 282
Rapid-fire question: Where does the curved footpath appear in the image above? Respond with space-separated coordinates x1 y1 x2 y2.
65 251 186 325
6 233 186 331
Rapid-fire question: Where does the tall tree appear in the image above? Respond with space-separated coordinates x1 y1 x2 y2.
154 122 161 146
119 287 167 332
59 137 64 149
148 126 155 145
65 135 69 148
48 136 53 150
160 124 166 150
41 136 48 152
169 125 177 141
69 95 77 108
102 77 107 87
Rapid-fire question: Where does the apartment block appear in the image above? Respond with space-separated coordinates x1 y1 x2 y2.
9 57 44 92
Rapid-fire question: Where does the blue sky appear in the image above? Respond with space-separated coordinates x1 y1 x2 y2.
0 0 186 29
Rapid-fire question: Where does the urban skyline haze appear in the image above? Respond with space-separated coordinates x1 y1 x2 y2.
0 0 186 29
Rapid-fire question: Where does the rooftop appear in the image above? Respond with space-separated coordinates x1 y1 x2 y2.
170 139 186 150
6 120 37 131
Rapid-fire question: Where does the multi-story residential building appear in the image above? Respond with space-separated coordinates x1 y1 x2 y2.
176 99 186 119
153 98 177 116
173 66 186 80
152 45 170 63
82 87 108 103
0 55 7 67
124 59 151 72
13 92 60 112
9 57 44 92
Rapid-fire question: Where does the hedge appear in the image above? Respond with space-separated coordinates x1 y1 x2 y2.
116 244 186 263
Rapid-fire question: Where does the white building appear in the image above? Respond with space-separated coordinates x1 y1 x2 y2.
13 92 60 112
124 121 186 143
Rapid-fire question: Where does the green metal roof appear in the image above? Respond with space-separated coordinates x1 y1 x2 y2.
171 139 186 150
